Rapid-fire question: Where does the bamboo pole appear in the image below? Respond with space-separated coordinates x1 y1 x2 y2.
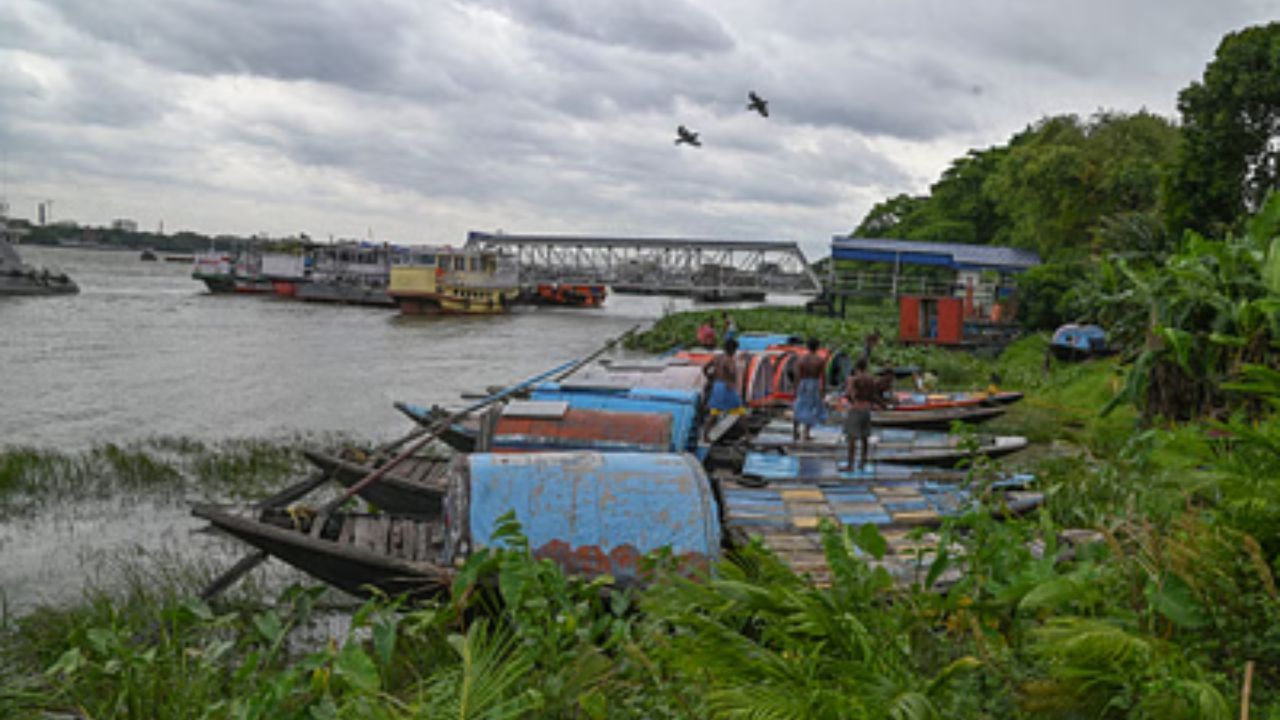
1241 660 1254 720
199 323 642 600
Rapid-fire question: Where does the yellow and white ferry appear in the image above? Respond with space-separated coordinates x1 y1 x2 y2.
388 247 520 315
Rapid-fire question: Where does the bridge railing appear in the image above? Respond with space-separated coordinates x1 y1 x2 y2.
465 233 823 295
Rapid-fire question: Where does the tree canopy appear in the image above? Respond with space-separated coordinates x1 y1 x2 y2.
1164 22 1280 238
853 112 1178 262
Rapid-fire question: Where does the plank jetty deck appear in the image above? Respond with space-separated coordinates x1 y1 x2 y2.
718 453 1042 587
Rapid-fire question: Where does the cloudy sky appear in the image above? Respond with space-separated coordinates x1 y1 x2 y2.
0 1 1273 257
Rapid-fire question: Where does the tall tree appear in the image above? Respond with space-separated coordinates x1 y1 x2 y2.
1164 22 1280 237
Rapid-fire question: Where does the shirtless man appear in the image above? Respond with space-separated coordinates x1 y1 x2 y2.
702 338 744 441
791 337 827 441
842 358 886 471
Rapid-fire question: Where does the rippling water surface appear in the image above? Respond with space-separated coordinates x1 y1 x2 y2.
1 246 791 611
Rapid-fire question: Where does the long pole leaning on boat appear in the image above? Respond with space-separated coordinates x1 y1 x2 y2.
383 322 642 448
199 323 642 600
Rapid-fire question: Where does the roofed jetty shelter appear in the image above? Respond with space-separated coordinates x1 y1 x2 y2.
819 237 1041 347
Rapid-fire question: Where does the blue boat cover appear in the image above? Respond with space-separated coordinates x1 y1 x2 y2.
468 452 720 582
1051 324 1107 351
737 333 794 352
531 384 700 450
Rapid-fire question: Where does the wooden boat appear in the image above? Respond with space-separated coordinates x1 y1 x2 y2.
388 246 519 315
739 452 1035 486
528 384 703 452
751 421 1028 467
490 401 675 453
196 452 721 596
573 361 708 394
302 450 450 516
194 505 455 599
868 404 1006 430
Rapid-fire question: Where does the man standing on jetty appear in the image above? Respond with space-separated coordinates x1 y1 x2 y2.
703 338 745 442
842 357 885 472
792 337 827 441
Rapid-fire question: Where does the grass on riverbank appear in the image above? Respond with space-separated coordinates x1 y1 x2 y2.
627 304 991 386
0 436 343 513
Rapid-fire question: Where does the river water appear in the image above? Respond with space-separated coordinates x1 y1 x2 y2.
1 246 790 612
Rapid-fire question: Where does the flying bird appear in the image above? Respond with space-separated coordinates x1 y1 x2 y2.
675 125 702 147
747 91 769 118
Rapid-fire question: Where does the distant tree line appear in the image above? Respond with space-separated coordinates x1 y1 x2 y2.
15 222 313 255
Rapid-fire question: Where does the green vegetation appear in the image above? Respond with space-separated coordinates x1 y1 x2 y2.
854 111 1179 263
0 437 314 512
1164 23 1280 238
627 304 991 387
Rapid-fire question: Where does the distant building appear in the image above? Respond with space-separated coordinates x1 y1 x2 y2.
111 218 139 232
52 219 78 228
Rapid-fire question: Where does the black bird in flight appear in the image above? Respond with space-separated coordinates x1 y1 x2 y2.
675 125 702 147
747 91 769 117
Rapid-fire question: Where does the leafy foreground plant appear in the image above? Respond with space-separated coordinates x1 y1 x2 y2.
4 502 1278 719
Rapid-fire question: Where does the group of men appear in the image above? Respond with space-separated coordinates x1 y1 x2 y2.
700 333 890 472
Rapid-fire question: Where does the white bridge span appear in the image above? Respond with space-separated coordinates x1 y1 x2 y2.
464 232 822 298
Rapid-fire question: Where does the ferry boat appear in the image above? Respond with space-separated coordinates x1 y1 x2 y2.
191 250 273 294
388 247 519 315
293 242 401 307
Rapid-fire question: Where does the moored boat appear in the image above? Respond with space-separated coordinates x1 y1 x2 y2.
529 283 607 307
528 384 703 452
196 451 721 596
294 242 401 307
194 505 455 599
750 420 1028 467
870 404 1006 429
490 401 675 453
1 219 79 296
388 246 519 315
191 250 273 294
302 450 451 516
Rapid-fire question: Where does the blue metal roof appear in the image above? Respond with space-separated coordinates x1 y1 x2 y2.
831 237 1041 271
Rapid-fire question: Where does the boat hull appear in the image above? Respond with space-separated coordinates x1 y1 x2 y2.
295 282 396 307
194 505 454 599
870 405 1006 430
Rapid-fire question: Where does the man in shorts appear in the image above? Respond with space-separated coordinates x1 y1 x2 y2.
702 338 745 441
842 357 885 471
792 337 827 441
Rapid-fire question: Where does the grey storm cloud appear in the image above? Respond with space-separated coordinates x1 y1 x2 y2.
47 0 416 90
1 0 1277 247
466 0 736 56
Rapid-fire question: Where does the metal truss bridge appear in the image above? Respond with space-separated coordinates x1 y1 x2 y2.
464 232 822 297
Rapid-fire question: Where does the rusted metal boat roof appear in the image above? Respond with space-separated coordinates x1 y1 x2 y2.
466 452 719 583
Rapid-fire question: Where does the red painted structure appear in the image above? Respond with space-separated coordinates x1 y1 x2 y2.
898 296 965 345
